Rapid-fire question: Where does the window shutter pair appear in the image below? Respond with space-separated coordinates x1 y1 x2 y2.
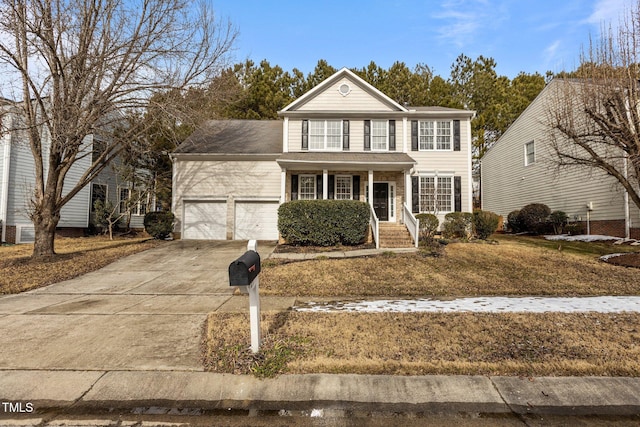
411 119 460 151
301 120 350 150
411 175 462 213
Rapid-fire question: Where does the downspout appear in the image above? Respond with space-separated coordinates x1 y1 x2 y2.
0 115 12 243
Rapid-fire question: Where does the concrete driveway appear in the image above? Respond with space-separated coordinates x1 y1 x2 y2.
0 240 284 371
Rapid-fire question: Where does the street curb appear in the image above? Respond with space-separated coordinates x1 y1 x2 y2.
3 371 640 417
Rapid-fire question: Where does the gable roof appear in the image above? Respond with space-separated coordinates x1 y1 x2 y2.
279 67 408 113
174 120 282 155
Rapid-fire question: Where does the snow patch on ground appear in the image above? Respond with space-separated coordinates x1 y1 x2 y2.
600 253 627 261
545 234 638 243
294 297 640 313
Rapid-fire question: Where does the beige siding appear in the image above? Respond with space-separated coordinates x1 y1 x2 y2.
297 77 396 112
411 118 473 218
173 159 281 233
482 81 640 226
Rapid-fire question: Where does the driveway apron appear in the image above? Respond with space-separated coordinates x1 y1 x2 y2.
0 240 275 371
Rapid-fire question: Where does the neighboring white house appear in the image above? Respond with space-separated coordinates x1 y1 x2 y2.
171 68 475 248
0 101 146 244
481 79 640 239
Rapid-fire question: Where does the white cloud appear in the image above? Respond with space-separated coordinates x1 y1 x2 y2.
585 0 629 25
433 0 504 48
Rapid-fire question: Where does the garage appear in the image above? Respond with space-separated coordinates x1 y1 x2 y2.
234 200 279 240
183 201 227 240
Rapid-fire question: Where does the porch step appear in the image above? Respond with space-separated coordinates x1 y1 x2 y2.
377 224 415 248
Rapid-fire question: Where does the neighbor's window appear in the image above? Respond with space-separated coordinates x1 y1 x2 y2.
299 175 316 200
525 141 535 165
419 176 452 212
91 183 107 212
419 121 451 150
371 120 388 151
309 120 342 150
118 187 131 213
335 176 352 200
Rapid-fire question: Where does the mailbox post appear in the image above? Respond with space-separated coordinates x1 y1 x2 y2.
228 240 262 353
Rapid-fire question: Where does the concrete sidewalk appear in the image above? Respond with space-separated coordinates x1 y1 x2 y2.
2 370 640 417
1 240 640 420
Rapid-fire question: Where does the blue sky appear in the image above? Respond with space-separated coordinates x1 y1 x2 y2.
213 0 630 79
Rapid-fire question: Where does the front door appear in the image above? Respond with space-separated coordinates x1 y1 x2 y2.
373 183 389 221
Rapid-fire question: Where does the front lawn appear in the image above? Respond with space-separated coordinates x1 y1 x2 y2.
0 236 162 294
204 235 640 378
259 235 640 297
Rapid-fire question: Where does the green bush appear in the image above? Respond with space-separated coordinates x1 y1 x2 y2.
278 200 370 246
549 210 569 235
441 212 473 239
144 211 175 239
507 210 524 233
415 213 439 245
518 203 551 234
473 210 500 240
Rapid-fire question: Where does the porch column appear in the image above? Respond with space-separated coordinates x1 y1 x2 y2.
368 170 374 210
280 168 286 203
323 169 328 199
405 170 412 213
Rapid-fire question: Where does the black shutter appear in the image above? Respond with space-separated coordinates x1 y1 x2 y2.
316 175 323 199
389 120 396 151
343 120 349 150
411 176 419 213
291 175 298 200
352 175 360 200
411 120 418 151
302 120 309 150
328 175 335 199
454 176 462 212
453 120 460 151
364 120 371 151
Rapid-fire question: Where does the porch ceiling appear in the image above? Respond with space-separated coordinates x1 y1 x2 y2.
277 152 416 171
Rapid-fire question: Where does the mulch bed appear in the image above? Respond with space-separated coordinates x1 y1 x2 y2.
604 252 640 268
273 242 376 254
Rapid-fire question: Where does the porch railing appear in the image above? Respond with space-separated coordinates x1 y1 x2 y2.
403 202 419 248
370 204 380 249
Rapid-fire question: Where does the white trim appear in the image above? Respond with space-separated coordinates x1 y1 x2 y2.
467 118 473 212
322 169 328 199
280 168 286 204
308 119 343 151
283 117 289 153
0 121 11 243
402 117 408 153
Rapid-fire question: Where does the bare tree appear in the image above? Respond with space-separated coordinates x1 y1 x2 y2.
546 3 640 221
0 0 236 258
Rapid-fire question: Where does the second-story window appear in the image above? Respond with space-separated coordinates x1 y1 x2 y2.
371 120 388 150
309 120 342 150
419 120 452 150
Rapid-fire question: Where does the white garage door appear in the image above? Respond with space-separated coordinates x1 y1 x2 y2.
183 201 226 240
234 201 279 240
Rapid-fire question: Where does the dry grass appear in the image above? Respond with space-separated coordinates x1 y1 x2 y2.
260 235 640 297
204 311 640 377
0 236 162 294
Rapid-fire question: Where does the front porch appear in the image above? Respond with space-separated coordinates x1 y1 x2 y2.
276 152 420 248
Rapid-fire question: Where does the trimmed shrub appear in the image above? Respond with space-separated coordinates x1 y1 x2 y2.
278 200 370 246
549 210 569 235
441 212 473 239
473 210 500 240
518 203 551 234
415 213 439 245
507 210 524 233
144 211 175 239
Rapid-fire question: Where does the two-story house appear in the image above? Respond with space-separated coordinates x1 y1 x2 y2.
170 68 474 247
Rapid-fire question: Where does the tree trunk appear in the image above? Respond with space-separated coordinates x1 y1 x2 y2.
31 201 61 259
